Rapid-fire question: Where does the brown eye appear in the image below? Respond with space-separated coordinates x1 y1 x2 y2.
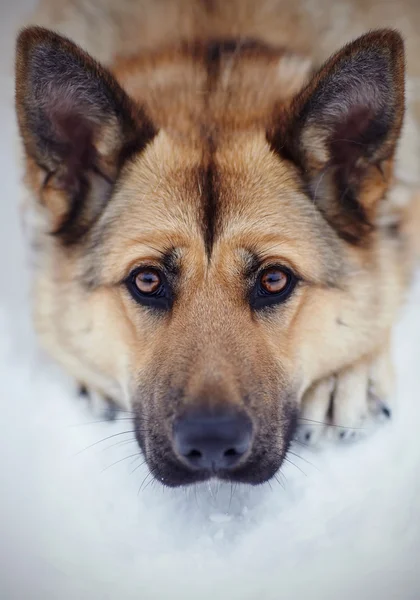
126 267 172 310
134 269 161 295
251 266 297 309
260 268 289 294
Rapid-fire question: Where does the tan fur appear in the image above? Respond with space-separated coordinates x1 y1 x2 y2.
15 0 420 486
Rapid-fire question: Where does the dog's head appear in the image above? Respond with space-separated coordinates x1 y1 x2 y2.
15 28 405 486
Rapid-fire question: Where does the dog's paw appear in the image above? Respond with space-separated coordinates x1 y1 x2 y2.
78 384 120 421
296 350 393 446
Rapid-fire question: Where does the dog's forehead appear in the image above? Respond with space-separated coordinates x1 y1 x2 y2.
86 130 342 286
102 131 313 235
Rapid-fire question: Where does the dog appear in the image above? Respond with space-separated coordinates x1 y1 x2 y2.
15 0 420 487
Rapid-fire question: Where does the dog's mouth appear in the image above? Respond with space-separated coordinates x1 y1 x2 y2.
134 408 298 488
144 452 287 488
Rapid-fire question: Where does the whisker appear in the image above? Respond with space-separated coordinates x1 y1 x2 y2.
279 470 288 486
274 473 285 490
138 471 153 495
287 450 319 471
101 453 141 473
130 454 143 466
194 484 200 509
143 475 156 492
74 430 136 456
283 456 307 477
140 465 163 493
292 438 312 449
297 417 364 430
130 458 147 475
69 417 135 427
228 482 238 510
296 418 329 426
100 438 138 453
207 481 217 502
312 166 330 203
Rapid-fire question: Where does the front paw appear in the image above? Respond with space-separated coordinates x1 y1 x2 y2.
296 349 393 446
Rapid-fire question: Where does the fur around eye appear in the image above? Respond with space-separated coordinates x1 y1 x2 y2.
126 267 172 310
251 267 297 309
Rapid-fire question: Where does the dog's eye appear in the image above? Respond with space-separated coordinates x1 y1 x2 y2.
126 267 172 310
252 267 297 309
260 269 289 294
134 269 161 294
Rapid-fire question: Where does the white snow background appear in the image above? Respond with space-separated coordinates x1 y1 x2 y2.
1 1 420 599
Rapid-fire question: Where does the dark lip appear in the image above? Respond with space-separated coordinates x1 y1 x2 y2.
151 453 287 488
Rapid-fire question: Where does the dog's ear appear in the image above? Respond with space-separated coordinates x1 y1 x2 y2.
15 27 156 244
269 30 405 244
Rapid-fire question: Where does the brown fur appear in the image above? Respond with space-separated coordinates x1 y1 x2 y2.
14 1 420 486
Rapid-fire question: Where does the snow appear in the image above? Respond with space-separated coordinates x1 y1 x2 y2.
1 2 420 599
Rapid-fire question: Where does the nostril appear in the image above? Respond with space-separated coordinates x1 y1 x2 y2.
224 447 239 457
186 449 202 459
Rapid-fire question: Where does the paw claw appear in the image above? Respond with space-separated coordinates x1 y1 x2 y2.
336 427 362 443
295 425 323 447
78 384 89 398
368 390 392 420
102 399 119 422
382 405 392 419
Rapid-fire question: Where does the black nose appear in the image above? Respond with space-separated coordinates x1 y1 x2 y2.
173 409 253 471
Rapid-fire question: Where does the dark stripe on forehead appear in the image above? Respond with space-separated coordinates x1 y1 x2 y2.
193 38 283 257
199 40 244 256
199 38 272 256
200 162 218 256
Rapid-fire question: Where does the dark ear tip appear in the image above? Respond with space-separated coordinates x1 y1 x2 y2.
16 27 56 90
354 28 405 56
16 27 61 77
16 26 81 66
369 28 404 46
17 26 53 52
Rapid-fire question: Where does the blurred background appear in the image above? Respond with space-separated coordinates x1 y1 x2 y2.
1 1 420 599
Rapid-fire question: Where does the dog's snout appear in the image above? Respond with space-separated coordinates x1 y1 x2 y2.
173 409 253 471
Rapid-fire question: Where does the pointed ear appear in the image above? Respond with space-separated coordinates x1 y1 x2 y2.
15 27 156 244
268 30 405 244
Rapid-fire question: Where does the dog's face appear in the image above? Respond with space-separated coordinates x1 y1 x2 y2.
16 28 404 486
